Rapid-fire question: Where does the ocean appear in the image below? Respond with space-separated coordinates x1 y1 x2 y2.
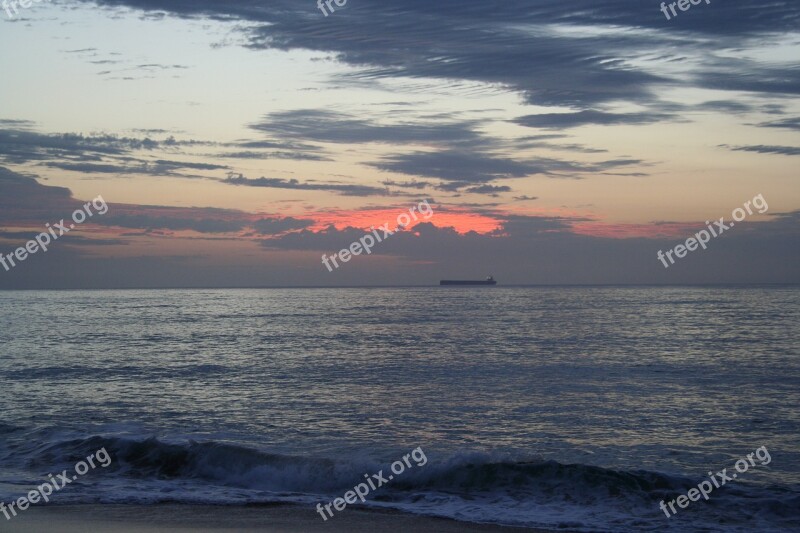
0 287 798 531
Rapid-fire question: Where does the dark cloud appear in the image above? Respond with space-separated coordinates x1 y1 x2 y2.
727 145 800 156
0 124 231 179
0 167 245 235
100 212 246 233
253 217 314 234
381 180 432 190
70 0 799 114
250 109 483 145
77 0 800 38
0 167 77 222
761 104 787 115
695 100 754 114
135 63 189 70
695 59 800 98
370 150 642 187
513 110 673 130
0 119 36 129
258 212 800 286
152 159 228 171
0 167 797 287
0 128 181 165
765 210 800 234
757 117 800 132
43 162 135 174
518 135 568 141
131 128 180 135
370 151 573 185
229 138 330 161
224 174 391 197
0 1 796 287
218 150 331 161
246 108 623 177
235 139 320 151
41 158 228 177
0 232 127 247
464 185 512 196
514 139 608 154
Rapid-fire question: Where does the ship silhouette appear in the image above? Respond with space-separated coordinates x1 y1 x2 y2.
440 276 497 286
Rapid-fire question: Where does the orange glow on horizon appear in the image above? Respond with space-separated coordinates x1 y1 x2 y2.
306 207 503 234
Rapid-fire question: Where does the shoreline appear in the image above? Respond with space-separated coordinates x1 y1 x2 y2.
3 503 558 532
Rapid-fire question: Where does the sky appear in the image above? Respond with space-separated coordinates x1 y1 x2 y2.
0 0 798 288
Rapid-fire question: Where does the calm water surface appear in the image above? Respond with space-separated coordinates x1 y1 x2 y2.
0 287 798 531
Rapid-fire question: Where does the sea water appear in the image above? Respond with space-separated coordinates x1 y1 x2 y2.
0 287 798 531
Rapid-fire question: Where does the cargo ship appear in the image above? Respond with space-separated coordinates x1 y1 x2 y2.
440 276 497 286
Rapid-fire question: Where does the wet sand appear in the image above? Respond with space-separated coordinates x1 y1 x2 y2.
4 504 557 532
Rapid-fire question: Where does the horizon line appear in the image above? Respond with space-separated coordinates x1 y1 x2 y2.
1 283 798 291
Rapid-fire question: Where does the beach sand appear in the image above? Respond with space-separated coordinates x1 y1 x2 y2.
4 504 556 532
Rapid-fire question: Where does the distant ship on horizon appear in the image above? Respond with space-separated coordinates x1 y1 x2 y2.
440 276 497 286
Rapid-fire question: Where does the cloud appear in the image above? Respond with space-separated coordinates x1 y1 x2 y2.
0 119 36 129
0 167 77 222
0 231 127 247
259 211 800 285
381 180 433 190
246 109 626 181
0 123 237 179
41 158 228 177
50 0 800 112
0 167 250 235
61 0 798 153
100 210 247 233
757 117 800 132
1 167 797 287
370 150 573 186
695 100 754 114
370 150 643 188
223 173 392 197
135 63 189 70
514 138 608 154
151 159 228 171
225 135 331 161
2 1 796 287
42 162 136 174
0 127 209 165
695 59 800 99
252 217 314 234
235 139 321 151
218 150 330 161
463 185 512 195
513 110 673 130
727 145 800 156
74 0 668 108
249 109 483 145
